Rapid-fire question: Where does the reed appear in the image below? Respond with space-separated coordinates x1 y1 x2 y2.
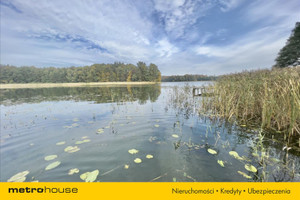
202 67 300 137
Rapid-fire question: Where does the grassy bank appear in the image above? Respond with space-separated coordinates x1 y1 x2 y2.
202 67 300 137
0 82 159 89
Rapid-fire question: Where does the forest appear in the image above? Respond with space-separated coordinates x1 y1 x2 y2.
0 62 161 83
161 74 217 82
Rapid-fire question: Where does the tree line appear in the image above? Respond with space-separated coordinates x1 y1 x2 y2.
161 74 217 82
0 62 161 83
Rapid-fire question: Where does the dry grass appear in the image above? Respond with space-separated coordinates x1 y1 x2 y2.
202 67 300 137
0 82 158 89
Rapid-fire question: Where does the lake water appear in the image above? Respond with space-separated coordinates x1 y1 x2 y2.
0 82 299 182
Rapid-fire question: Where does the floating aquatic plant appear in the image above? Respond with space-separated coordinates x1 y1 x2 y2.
134 158 142 163
56 141 66 145
124 165 129 169
207 149 217 155
146 154 153 159
217 160 225 167
172 134 179 138
44 155 58 161
73 118 79 122
229 151 243 160
68 168 79 175
128 149 139 154
154 124 159 127
245 164 257 173
80 170 99 182
45 161 61 170
238 171 252 179
71 123 79 127
97 128 104 134
64 146 80 153
148 136 157 142
7 170 29 182
75 139 91 145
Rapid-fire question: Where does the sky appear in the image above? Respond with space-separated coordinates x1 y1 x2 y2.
0 0 299 75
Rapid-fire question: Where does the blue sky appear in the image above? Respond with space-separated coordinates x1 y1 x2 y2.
1 0 299 75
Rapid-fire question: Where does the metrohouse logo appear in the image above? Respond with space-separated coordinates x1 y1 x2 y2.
8 186 78 193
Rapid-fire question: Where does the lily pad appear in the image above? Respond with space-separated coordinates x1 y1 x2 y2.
146 154 153 159
128 149 139 154
75 139 90 145
7 171 29 182
207 148 217 155
82 136 88 139
71 123 79 127
105 126 110 129
134 158 142 163
68 168 80 175
80 170 99 182
45 161 61 170
154 124 160 127
229 151 243 160
124 165 129 169
238 171 252 179
172 134 179 138
44 155 58 161
245 164 257 173
56 141 66 146
64 146 80 153
73 118 79 122
97 128 104 134
217 160 225 167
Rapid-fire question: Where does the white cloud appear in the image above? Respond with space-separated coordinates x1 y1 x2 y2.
1 0 155 66
219 0 244 12
1 0 299 75
156 38 179 58
152 0 214 39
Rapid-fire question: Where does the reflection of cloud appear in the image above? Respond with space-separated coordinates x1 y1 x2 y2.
1 0 299 75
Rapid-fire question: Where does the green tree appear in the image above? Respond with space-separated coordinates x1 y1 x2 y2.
137 61 149 81
275 22 300 68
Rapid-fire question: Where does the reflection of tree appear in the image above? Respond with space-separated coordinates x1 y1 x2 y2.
0 85 161 105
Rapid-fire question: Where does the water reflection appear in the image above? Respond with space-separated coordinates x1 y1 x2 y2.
0 83 299 182
0 84 161 105
166 84 300 182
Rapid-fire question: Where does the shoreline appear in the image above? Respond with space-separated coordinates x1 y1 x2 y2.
0 82 159 89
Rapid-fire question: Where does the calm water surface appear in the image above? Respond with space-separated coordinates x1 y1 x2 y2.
0 82 299 182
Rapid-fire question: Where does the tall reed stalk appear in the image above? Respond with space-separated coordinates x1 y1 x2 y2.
202 67 300 138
